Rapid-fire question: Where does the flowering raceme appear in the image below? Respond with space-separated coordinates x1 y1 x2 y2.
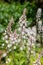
1 8 42 65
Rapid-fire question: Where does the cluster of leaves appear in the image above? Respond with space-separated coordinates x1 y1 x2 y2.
0 2 37 33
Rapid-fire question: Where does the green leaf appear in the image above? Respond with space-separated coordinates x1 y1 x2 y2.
0 24 5 33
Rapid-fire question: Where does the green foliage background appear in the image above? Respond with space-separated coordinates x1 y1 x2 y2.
0 1 37 36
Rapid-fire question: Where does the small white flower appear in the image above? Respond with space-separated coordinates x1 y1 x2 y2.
14 38 17 40
32 26 36 33
7 58 11 62
2 43 5 47
5 35 8 39
31 51 34 54
20 47 23 50
6 61 8 64
2 53 7 57
5 30 6 33
30 31 33 35
38 20 42 26
14 46 16 49
18 28 21 31
7 44 12 48
3 32 6 36
29 35 36 43
10 37 14 41
9 34 12 37
22 31 25 35
23 26 25 29
22 21 25 24
32 37 36 42
32 43 34 46
33 32 36 37
22 36 26 39
19 19 22 23
6 58 11 63
5 40 8 44
28 47 30 51
8 49 12 52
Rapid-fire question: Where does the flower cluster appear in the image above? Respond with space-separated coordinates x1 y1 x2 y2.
1 18 18 59
33 50 43 65
1 8 37 64
36 8 43 44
